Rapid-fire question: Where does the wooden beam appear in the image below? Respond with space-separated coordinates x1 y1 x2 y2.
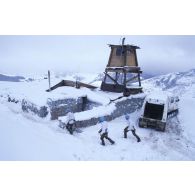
138 72 141 87
115 72 118 81
126 75 139 84
134 51 142 86
106 66 141 73
46 80 64 92
123 69 127 88
124 46 127 67
104 72 119 85
46 80 97 92
78 81 97 89
103 69 107 83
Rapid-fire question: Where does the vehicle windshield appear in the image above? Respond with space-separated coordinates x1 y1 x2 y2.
144 102 164 120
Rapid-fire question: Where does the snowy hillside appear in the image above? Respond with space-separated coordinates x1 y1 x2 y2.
0 69 195 160
0 74 25 82
142 69 195 96
142 69 195 158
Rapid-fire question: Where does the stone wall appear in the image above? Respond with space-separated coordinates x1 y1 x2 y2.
62 96 145 129
17 93 145 128
48 97 101 120
48 97 83 120
21 96 101 120
21 99 48 118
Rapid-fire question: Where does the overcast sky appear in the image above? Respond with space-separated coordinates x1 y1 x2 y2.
0 35 195 76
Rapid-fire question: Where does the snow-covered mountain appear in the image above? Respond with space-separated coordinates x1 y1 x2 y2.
0 74 25 82
142 69 195 96
0 69 195 160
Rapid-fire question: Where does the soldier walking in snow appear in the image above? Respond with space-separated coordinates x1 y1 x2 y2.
98 117 115 146
124 114 141 142
66 112 76 135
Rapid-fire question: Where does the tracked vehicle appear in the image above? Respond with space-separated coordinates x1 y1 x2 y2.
138 92 179 131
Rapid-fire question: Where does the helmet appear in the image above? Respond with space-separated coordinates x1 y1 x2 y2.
99 116 105 123
125 114 130 120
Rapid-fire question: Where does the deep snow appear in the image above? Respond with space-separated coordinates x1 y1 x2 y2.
1 102 194 160
0 70 195 160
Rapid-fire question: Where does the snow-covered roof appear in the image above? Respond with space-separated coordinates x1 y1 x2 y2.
0 77 123 106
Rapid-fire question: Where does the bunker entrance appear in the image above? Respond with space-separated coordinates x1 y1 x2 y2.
144 102 164 120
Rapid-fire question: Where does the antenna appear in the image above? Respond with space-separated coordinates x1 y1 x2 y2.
122 37 125 46
121 37 125 55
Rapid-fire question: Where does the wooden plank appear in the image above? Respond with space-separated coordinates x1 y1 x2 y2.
138 72 141 87
46 80 97 92
126 75 138 83
108 44 140 50
46 80 64 92
78 81 97 89
123 69 127 88
104 72 119 85
106 66 141 73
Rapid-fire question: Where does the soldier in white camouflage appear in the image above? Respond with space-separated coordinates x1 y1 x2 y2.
98 117 115 146
66 112 76 135
124 114 141 142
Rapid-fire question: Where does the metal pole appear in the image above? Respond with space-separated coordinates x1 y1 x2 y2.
48 70 51 91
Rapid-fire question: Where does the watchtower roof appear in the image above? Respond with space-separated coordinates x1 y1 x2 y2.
108 44 140 49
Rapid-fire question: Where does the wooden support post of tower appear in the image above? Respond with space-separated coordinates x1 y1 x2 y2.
123 39 127 89
134 47 142 87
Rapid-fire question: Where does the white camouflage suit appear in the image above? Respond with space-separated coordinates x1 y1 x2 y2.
124 118 141 142
98 121 115 146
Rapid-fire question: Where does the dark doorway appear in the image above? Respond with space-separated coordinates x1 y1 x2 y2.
144 102 164 120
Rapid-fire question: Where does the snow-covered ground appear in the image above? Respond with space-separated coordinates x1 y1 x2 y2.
1 101 194 160
0 73 118 107
0 70 195 160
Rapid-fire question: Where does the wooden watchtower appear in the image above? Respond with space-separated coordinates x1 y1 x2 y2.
100 38 142 96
